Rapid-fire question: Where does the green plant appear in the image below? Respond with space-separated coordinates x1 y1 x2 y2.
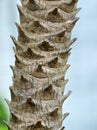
0 97 9 130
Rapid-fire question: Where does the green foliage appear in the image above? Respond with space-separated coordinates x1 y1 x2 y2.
0 97 10 130
0 121 8 130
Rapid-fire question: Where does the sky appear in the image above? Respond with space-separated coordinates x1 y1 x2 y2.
0 0 97 130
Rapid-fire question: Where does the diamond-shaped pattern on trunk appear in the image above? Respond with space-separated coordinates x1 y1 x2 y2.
6 0 79 130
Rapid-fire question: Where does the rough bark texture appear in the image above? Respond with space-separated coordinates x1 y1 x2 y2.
5 0 79 130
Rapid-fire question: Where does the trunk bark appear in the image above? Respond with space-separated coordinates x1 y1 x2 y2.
5 0 79 129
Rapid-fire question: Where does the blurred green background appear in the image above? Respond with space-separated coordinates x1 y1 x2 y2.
0 97 10 130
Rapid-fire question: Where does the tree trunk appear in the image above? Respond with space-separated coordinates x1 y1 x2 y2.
5 0 79 129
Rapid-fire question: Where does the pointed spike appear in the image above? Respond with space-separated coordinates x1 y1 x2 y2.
62 90 72 102
72 17 80 24
15 22 19 28
65 17 79 31
66 64 70 70
66 17 79 26
59 48 71 58
3 120 11 129
17 4 27 23
12 46 16 53
15 22 24 34
60 126 65 130
15 54 21 64
15 22 23 34
62 112 69 120
15 22 30 42
9 86 17 101
11 111 20 121
77 7 82 13
65 79 69 86
17 4 26 16
10 35 15 42
17 4 23 14
59 48 71 54
73 8 81 16
10 35 18 47
15 54 25 69
10 65 14 71
5 98 10 106
70 37 77 46
67 38 77 48
17 4 21 10
3 120 15 130
10 36 21 49
72 37 77 43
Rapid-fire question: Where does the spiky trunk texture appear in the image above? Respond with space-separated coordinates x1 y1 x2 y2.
5 0 79 130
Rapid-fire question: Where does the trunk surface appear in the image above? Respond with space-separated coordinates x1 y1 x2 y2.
6 0 78 130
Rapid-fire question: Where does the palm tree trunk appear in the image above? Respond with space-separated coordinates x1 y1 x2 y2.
5 0 79 129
